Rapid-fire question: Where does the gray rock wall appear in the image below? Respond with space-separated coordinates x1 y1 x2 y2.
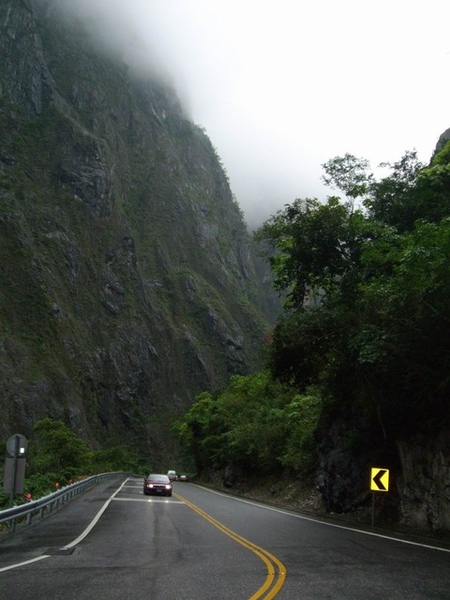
0 0 280 459
397 432 450 532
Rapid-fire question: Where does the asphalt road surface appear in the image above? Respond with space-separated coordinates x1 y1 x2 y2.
1 476 449 599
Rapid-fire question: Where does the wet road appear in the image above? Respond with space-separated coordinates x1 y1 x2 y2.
1 477 449 599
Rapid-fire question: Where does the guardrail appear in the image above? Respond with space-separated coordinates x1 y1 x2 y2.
0 472 129 532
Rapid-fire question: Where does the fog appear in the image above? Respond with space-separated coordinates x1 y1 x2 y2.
57 0 450 227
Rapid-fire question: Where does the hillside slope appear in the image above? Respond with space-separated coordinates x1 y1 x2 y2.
0 0 279 459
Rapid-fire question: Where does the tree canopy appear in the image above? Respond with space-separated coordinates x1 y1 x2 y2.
255 142 450 438
176 142 450 481
174 372 322 476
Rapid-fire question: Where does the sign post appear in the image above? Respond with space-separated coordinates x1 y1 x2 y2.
370 467 389 527
3 434 28 508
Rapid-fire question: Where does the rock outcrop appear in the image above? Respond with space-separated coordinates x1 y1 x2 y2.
316 407 450 532
397 432 450 532
0 0 280 460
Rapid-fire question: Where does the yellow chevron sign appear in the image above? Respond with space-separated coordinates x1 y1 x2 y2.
371 468 389 492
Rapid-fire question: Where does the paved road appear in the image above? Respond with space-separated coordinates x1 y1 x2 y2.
1 477 449 599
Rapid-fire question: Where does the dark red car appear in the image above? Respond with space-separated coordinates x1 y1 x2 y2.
143 474 173 497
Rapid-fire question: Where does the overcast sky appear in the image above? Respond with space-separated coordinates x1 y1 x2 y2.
61 0 450 227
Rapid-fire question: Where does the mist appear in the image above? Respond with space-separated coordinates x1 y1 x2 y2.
55 0 450 228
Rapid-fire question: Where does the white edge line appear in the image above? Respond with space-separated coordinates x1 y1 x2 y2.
0 478 130 573
0 555 49 573
191 484 450 553
64 478 129 548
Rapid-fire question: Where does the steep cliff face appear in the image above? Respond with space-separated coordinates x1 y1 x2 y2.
0 0 280 458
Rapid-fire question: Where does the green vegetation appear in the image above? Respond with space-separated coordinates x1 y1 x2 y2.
0 419 147 509
3 2 449 518
256 145 450 437
177 142 450 478
174 371 323 477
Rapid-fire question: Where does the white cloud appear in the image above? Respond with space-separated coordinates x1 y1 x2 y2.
56 0 450 227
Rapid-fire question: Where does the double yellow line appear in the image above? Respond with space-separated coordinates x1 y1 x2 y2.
175 492 287 599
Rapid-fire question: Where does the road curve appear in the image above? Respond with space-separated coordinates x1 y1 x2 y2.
0 477 449 599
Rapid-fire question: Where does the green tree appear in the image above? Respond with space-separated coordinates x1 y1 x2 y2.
176 146 450 486
256 150 450 439
30 418 92 476
279 391 323 473
176 391 224 471
255 197 362 308
90 445 143 474
354 218 450 430
364 150 423 231
176 372 309 475
366 143 450 231
321 153 372 206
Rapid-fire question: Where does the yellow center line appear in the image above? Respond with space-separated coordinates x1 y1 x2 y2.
174 492 287 599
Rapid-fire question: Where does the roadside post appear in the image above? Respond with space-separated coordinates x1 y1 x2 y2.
3 434 28 509
370 467 389 527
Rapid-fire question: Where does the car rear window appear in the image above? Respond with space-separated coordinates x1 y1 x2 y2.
148 474 170 482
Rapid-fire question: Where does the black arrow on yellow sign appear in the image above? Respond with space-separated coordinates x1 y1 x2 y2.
371 468 389 492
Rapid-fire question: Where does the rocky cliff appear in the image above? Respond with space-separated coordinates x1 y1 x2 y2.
0 0 280 460
316 410 450 533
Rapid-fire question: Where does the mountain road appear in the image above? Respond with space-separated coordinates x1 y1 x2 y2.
0 477 449 599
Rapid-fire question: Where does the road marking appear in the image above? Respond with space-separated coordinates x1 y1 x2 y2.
0 555 49 573
113 497 184 504
193 485 450 554
175 492 286 599
0 477 130 573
